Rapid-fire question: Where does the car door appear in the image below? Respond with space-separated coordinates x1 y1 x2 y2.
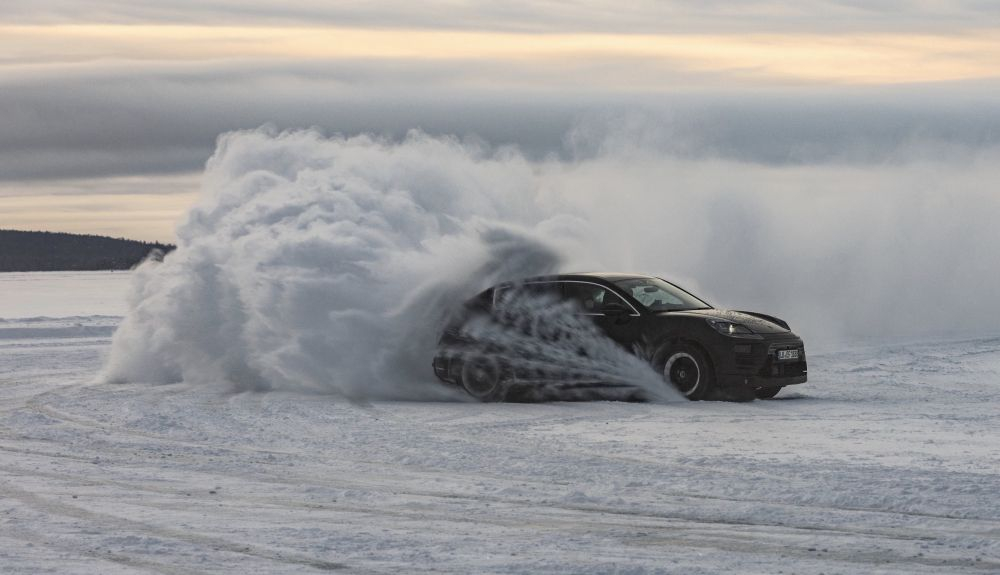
492 280 565 337
559 281 644 350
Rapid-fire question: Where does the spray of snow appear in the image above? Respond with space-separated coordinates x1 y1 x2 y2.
101 128 676 400
451 292 677 402
103 122 1000 398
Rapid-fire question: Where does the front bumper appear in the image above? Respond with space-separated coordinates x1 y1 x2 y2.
714 335 808 389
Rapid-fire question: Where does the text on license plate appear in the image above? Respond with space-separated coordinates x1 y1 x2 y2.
777 349 800 361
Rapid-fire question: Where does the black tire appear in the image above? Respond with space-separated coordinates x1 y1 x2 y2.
754 386 782 399
655 342 715 400
458 355 506 402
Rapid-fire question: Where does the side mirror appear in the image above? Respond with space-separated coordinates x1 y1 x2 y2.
601 302 630 317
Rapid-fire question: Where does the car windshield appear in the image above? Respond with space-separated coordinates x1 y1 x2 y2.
613 277 710 312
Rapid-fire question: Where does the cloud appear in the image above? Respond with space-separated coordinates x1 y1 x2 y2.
2 57 999 184
6 24 1000 86
3 1 998 34
0 188 197 241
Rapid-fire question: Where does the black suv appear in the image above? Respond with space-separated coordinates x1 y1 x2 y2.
432 273 807 401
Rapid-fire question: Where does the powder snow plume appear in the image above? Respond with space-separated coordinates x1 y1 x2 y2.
101 127 671 400
102 123 1000 399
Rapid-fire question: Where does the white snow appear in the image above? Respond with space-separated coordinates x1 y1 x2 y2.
1 271 999 573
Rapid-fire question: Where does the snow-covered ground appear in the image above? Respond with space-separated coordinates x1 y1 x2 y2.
1 272 998 574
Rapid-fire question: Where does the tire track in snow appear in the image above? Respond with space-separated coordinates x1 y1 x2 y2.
0 478 352 573
7 401 991 573
21 383 1000 545
4 460 995 573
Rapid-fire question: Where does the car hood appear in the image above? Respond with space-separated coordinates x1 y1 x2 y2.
665 308 790 334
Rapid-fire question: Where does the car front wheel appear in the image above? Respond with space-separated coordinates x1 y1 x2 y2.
656 343 715 400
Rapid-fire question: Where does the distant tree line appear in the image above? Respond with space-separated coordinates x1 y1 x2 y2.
0 229 176 272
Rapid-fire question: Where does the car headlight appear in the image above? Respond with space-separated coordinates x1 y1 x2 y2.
707 319 763 339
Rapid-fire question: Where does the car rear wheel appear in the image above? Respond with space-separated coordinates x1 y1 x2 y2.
754 386 781 399
656 343 714 400
459 355 505 402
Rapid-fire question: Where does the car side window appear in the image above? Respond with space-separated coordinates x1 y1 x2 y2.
523 282 560 298
561 282 628 314
494 282 560 309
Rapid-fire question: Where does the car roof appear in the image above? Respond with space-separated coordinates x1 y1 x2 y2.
516 272 652 284
567 272 652 281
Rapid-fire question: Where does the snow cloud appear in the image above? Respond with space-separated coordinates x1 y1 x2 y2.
102 129 587 399
102 125 1000 399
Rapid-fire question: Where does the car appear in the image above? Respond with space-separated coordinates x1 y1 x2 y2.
432 273 807 401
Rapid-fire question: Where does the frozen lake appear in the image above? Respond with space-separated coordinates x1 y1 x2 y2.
0 271 131 318
1 272 998 573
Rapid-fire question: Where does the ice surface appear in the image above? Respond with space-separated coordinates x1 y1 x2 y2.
0 271 130 318
1 272 998 573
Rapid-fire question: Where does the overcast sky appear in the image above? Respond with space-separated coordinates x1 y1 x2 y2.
2 1 999 241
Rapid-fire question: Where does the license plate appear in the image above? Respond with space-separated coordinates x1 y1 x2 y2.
777 349 799 361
